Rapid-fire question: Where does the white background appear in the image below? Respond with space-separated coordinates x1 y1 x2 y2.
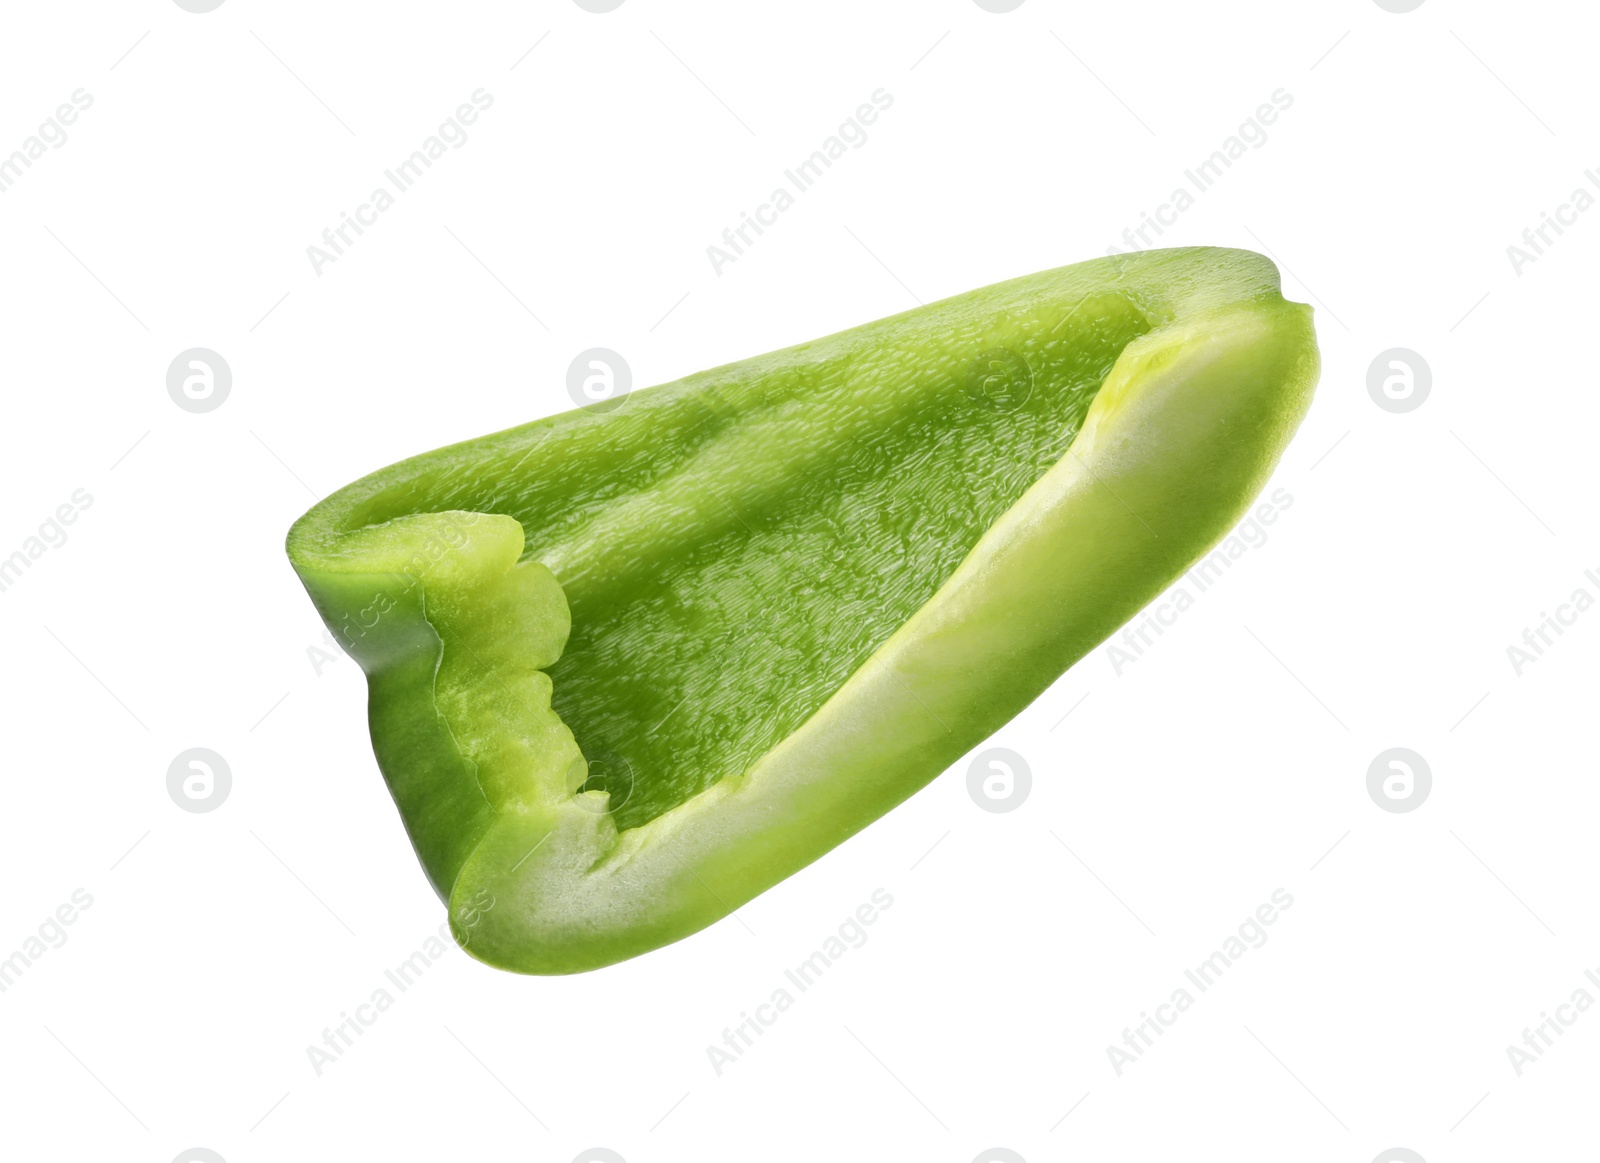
0 1 1594 1160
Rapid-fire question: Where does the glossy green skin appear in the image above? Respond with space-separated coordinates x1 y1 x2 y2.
288 247 1319 974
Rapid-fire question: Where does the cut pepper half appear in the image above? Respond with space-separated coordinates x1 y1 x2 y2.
287 246 1320 974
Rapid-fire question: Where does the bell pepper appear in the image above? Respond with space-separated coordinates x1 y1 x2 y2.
287 246 1319 974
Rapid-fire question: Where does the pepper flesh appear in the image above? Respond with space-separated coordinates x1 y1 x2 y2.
288 247 1320 974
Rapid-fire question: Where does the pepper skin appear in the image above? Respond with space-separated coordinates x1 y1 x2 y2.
287 246 1320 974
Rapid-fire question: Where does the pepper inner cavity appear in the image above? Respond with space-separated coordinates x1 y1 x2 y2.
486 296 1152 831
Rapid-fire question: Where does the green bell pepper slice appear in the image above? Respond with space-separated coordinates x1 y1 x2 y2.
287 246 1319 974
